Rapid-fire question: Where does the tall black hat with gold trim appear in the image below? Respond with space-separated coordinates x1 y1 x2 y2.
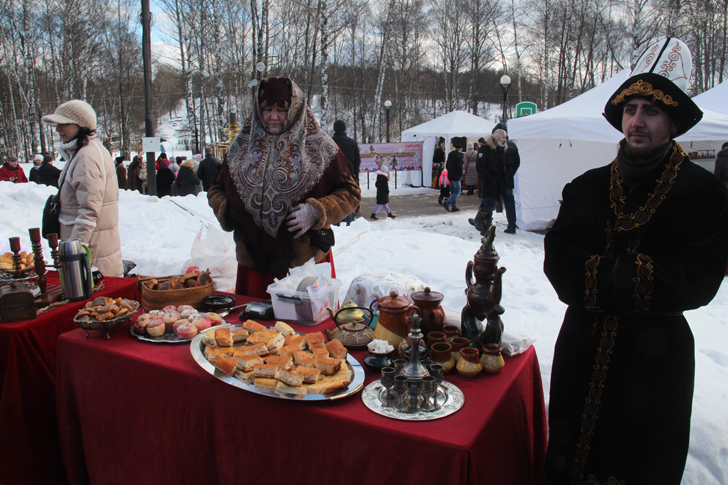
604 37 703 137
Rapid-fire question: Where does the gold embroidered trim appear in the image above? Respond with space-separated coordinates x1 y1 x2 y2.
632 253 654 312
571 314 619 483
611 80 678 107
584 255 602 312
609 144 684 232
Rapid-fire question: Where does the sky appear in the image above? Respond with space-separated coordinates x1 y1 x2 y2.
1 173 727 484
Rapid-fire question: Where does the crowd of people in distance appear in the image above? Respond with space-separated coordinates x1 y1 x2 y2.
432 122 520 235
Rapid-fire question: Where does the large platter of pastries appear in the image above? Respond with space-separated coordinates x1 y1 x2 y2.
190 320 365 401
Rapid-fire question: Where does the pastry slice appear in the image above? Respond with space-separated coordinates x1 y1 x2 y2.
243 320 267 333
296 365 322 384
275 368 304 387
311 342 329 359
315 357 342 376
215 327 233 347
326 338 348 360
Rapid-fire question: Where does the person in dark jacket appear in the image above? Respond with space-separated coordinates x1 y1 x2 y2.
370 155 396 220
156 159 175 197
714 141 728 187
155 152 167 170
432 137 446 188
490 124 521 233
332 120 361 225
443 140 464 212
115 157 127 189
175 159 201 196
469 131 510 234
126 154 143 192
196 147 221 192
38 155 61 187
29 154 43 183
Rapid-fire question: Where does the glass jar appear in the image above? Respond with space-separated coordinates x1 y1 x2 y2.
456 347 483 377
430 342 456 374
480 343 505 374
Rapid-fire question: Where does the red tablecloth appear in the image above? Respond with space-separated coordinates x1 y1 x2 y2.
57 300 547 485
0 273 138 485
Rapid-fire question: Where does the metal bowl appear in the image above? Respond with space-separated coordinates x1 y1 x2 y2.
74 300 140 339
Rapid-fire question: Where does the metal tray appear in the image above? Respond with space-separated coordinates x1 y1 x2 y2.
190 324 366 401
361 379 464 421
0 268 37 282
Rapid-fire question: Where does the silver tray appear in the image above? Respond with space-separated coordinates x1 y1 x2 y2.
361 379 464 421
190 324 365 401
0 268 37 282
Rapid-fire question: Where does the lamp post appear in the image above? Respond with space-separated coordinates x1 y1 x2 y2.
384 100 392 143
500 75 511 123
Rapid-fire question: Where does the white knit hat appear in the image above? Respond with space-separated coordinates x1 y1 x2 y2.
42 100 97 131
34 154 43 162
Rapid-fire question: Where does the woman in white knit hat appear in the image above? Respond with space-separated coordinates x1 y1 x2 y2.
42 100 123 277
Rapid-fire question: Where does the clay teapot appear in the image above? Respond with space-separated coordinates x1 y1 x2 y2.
409 287 447 336
372 290 412 348
324 301 374 350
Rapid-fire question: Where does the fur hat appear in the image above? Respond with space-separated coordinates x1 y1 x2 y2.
181 158 195 168
42 100 97 131
604 37 702 137
492 122 507 134
333 120 346 134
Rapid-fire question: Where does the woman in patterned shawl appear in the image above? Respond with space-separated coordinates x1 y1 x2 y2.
208 77 360 297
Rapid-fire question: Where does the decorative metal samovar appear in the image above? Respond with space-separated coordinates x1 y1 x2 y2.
461 226 507 349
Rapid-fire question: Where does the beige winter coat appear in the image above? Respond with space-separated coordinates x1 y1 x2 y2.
58 136 123 277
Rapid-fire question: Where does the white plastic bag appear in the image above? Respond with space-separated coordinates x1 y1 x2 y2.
181 224 238 292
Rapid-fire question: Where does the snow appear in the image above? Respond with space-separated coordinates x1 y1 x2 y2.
2 177 727 484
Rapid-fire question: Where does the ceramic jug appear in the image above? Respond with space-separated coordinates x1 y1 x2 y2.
409 287 447 336
372 291 412 348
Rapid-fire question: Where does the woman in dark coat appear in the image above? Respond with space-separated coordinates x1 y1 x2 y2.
156 159 175 197
174 159 201 196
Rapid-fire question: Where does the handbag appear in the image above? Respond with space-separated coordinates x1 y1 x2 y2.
41 192 61 238
42 152 76 239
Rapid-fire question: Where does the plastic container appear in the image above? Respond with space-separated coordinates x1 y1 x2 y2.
267 278 342 325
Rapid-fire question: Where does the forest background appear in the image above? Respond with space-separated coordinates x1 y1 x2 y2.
1 0 727 162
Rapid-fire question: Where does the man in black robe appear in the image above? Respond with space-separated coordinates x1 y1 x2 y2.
544 37 728 484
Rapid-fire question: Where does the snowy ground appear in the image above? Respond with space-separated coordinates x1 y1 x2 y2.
1 178 727 484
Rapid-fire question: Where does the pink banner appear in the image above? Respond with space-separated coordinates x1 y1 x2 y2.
358 142 423 172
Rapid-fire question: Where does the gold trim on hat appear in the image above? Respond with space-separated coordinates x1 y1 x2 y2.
611 80 678 107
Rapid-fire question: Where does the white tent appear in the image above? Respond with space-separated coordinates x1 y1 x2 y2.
693 80 728 115
401 111 496 186
508 70 728 231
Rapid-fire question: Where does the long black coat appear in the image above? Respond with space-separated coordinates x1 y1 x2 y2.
38 163 61 188
174 166 201 196
197 155 221 191
332 133 361 184
445 150 464 181
156 168 175 197
543 142 728 484
714 147 728 186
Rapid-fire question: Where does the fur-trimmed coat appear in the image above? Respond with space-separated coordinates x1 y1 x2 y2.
207 150 360 273
58 136 123 277
476 134 520 198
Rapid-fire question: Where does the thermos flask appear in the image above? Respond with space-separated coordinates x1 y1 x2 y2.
58 239 92 301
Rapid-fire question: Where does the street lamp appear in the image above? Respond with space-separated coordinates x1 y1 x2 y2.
384 100 392 143
500 75 511 123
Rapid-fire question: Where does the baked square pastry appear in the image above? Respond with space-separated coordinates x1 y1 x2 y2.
235 354 264 372
315 357 342 376
305 331 326 350
311 342 329 359
292 351 316 367
296 365 322 384
253 363 280 379
243 320 267 333
275 368 304 387
326 339 347 360
231 328 249 343
264 355 293 370
274 321 295 336
215 327 233 347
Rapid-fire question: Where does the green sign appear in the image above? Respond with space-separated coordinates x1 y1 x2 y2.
516 102 537 117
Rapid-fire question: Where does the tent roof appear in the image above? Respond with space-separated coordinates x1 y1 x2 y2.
402 110 496 138
693 80 728 115
509 70 728 144
508 70 629 143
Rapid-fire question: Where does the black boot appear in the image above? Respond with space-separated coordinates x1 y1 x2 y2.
370 213 378 220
